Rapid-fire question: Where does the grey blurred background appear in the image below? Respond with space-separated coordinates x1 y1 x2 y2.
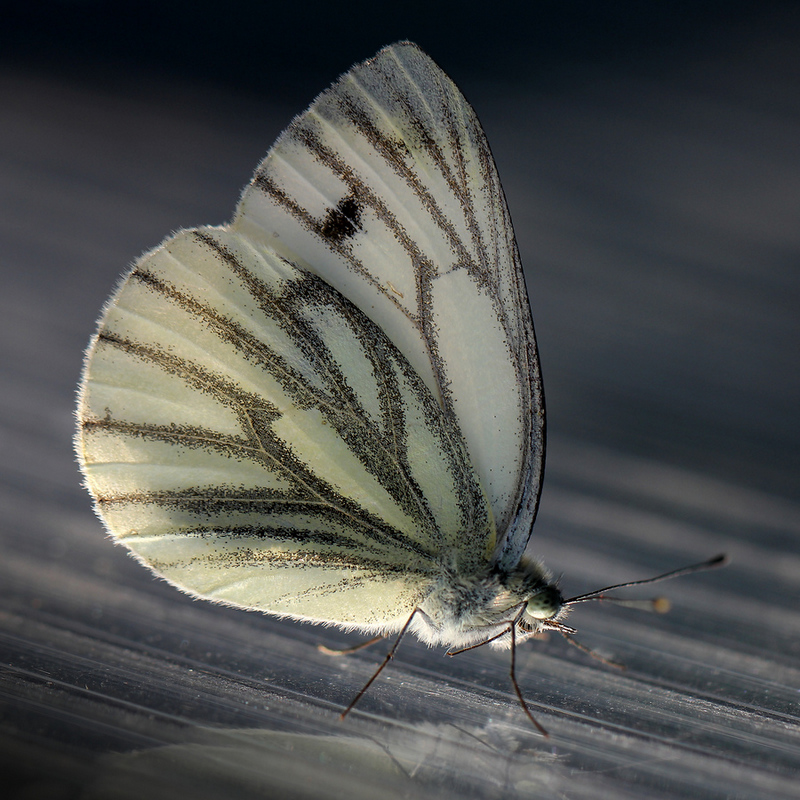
4 0 798 499
2 2 799 799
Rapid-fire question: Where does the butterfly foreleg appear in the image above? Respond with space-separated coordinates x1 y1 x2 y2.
509 621 549 737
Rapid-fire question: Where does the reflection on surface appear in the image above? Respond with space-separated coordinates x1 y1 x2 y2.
82 723 559 800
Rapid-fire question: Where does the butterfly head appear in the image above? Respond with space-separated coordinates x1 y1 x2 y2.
514 583 575 640
523 585 564 621
496 559 573 641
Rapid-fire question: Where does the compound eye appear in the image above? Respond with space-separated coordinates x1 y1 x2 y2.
525 586 562 620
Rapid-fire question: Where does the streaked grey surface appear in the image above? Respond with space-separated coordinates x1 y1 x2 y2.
1 15 798 800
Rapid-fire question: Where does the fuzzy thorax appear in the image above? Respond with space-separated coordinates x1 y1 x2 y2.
412 556 569 650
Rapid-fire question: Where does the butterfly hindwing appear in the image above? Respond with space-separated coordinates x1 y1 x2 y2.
78 226 494 628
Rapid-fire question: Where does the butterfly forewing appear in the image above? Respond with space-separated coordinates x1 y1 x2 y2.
78 226 494 627
234 43 544 567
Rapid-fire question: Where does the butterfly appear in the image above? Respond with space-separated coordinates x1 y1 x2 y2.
76 42 724 735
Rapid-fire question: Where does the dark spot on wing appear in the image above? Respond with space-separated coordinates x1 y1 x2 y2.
321 196 361 242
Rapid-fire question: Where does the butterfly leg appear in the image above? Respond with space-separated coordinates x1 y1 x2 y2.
317 634 388 656
339 609 418 720
509 622 549 737
560 632 625 669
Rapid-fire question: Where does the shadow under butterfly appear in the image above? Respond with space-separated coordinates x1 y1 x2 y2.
75 41 726 736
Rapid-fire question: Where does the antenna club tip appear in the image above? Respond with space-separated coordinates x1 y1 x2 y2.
710 554 729 567
652 596 671 614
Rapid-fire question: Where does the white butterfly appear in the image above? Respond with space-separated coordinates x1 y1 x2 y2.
76 42 724 733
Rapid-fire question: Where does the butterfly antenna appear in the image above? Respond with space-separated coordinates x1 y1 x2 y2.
564 554 727 606
340 609 418 720
509 614 549 737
